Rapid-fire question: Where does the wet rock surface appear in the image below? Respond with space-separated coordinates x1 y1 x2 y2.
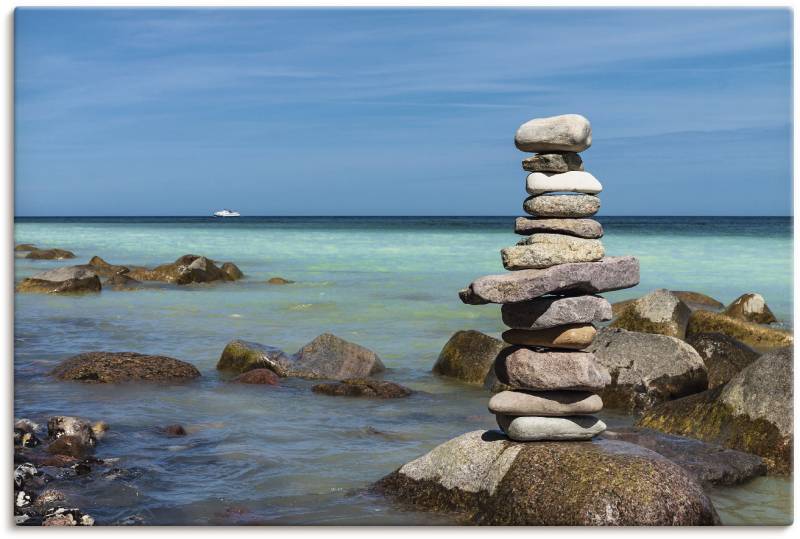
52 351 201 383
374 430 719 525
722 293 777 324
610 288 691 339
686 310 792 350
24 248 76 260
431 330 505 385
637 347 792 474
311 378 413 398
17 266 102 294
232 368 280 385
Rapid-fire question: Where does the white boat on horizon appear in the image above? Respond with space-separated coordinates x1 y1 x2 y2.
213 209 241 218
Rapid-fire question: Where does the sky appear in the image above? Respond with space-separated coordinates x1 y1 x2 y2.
14 8 793 216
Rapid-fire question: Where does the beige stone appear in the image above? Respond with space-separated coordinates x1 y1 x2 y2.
502 324 596 350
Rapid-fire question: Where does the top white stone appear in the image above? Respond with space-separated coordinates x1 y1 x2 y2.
526 171 603 196
515 114 592 153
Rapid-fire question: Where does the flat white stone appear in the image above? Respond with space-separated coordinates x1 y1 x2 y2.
496 414 606 441
526 171 603 196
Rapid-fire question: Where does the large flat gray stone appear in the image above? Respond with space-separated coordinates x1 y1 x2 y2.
459 256 640 305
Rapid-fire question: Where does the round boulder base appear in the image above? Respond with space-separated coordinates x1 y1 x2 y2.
52 351 201 383
432 330 505 385
312 378 412 398
232 368 280 385
374 430 719 525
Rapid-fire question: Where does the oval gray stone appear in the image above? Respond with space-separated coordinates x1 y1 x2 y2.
501 295 613 330
459 256 640 305
515 217 603 239
503 234 604 270
494 347 611 391
523 194 600 218
521 152 583 173
488 390 603 416
496 414 606 441
515 114 592 153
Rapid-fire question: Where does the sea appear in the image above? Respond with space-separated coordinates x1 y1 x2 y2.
13 216 793 525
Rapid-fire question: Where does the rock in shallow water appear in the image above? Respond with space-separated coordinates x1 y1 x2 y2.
501 295 612 330
610 288 691 339
523 193 600 218
52 352 201 383
488 390 603 416
587 328 707 413
526 171 602 196
460 256 639 305
496 414 606 441
521 152 583 173
494 347 610 391
311 378 412 398
501 324 596 350
515 217 603 238
722 292 777 324
604 427 766 487
373 430 719 525
25 248 76 260
514 114 592 153
432 330 505 385
217 340 294 375
686 310 792 350
17 266 101 295
232 368 280 385
502 234 603 270
638 347 792 474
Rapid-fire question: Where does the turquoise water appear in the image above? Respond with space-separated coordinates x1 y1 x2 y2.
14 216 793 525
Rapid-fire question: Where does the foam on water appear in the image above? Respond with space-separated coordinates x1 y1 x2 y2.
13 216 792 524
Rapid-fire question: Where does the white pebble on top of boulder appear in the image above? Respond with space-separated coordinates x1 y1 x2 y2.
525 171 603 196
514 114 592 153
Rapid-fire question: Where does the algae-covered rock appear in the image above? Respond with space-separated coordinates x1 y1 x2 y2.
293 333 385 380
86 256 130 278
671 291 725 310
432 330 505 385
610 289 691 339
686 310 792 350
686 332 760 389
17 267 102 295
374 430 718 525
231 368 280 385
587 328 707 413
221 262 244 281
311 378 412 398
216 340 294 376
15 243 38 252
722 293 777 324
25 248 76 260
266 277 294 284
637 347 792 474
52 351 201 383
127 255 240 285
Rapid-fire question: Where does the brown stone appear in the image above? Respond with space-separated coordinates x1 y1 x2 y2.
502 324 596 350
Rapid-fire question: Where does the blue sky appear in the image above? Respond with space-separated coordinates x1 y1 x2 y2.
15 8 792 216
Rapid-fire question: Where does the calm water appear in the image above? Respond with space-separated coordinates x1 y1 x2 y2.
13 216 793 525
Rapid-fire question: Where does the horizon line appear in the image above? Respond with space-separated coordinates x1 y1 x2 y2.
13 214 795 218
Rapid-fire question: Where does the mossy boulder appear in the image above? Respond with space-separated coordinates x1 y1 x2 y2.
637 347 792 474
686 332 760 388
85 256 131 278
52 351 201 383
104 273 142 289
686 310 792 350
374 430 719 525
432 330 505 385
216 340 294 376
231 368 280 385
610 289 690 339
587 328 707 413
24 248 76 260
266 277 294 284
722 293 777 324
671 291 724 310
15 243 38 252
127 255 240 285
311 378 412 398
16 266 102 295
221 262 244 281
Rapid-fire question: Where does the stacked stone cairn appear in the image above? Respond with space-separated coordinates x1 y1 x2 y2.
459 114 640 442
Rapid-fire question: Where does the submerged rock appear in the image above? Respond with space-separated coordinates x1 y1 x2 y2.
25 248 76 260
722 293 777 324
374 430 718 525
587 328 707 413
637 347 792 474
16 266 101 295
52 351 201 383
47 436 91 458
85 256 130 278
431 330 505 385
217 340 294 375
47 416 96 447
221 262 244 281
15 243 38 252
604 427 766 487
686 332 760 389
127 254 240 285
217 333 385 380
104 273 141 289
686 310 792 350
266 277 294 284
311 378 412 398
460 256 639 305
610 289 691 339
232 368 280 385
162 424 187 436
